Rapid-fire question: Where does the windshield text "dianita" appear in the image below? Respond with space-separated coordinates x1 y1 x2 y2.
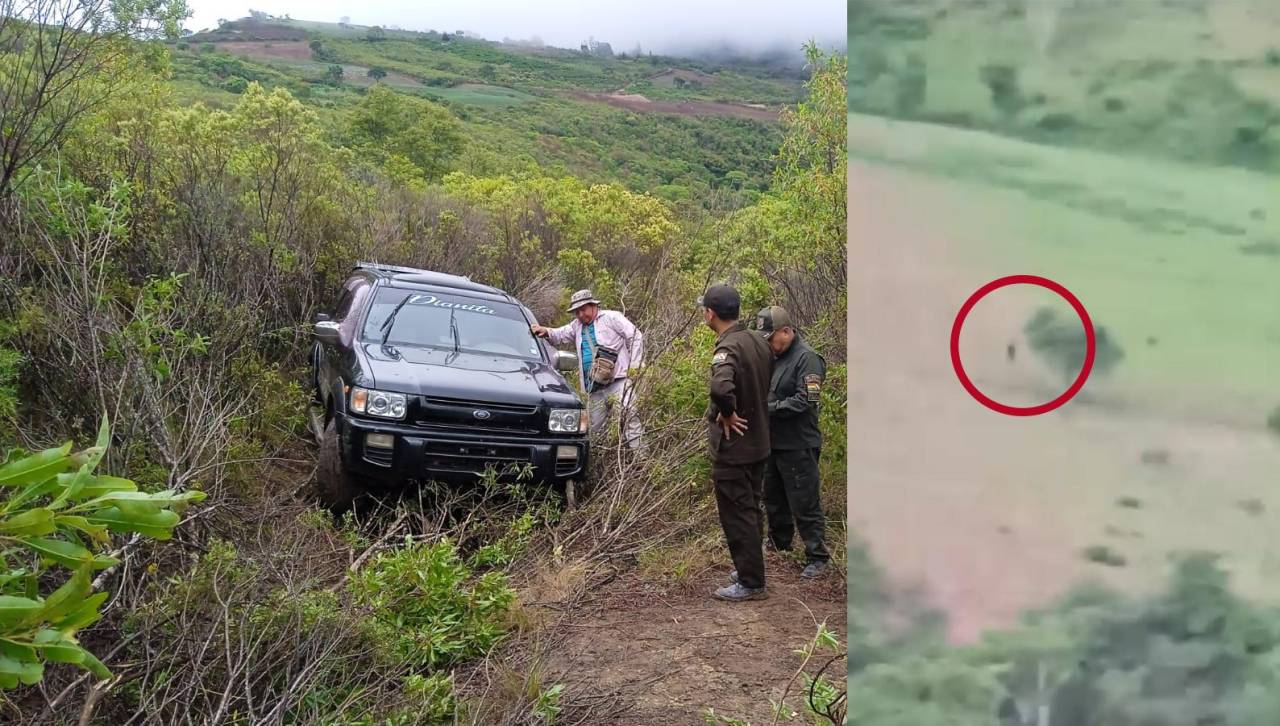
406 294 496 315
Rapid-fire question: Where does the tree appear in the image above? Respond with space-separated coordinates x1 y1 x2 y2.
367 67 387 81
479 64 497 83
339 15 350 26
0 0 190 198
366 25 385 42
349 84 464 181
326 64 344 83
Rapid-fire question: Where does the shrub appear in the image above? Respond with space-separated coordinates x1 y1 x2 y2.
349 539 515 670
0 417 204 689
222 76 249 93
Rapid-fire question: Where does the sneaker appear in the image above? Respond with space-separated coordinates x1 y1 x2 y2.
801 561 829 579
729 569 738 583
713 582 767 601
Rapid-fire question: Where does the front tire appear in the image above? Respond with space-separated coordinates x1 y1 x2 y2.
315 418 369 513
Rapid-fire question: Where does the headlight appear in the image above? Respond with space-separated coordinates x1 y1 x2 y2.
350 387 407 420
549 408 588 434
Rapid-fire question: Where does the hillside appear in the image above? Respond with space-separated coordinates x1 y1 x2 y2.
848 0 1280 172
167 15 813 204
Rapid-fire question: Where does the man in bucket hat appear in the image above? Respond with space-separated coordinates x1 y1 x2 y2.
532 289 645 450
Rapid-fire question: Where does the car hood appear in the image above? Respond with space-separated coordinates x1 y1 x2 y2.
360 344 580 407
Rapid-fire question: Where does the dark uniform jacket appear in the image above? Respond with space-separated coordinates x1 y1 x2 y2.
767 336 825 451
705 322 773 466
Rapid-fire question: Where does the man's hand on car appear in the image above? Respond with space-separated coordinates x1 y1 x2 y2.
716 412 749 440
530 324 549 338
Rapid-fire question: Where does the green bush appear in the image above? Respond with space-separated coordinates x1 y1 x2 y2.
222 76 248 93
349 539 515 670
0 418 204 689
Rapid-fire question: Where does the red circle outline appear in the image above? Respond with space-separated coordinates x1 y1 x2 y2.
950 275 1095 416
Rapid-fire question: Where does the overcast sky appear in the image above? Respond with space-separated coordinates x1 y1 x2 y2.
185 0 845 54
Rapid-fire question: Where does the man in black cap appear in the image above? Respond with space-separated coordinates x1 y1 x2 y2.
755 305 830 578
698 283 774 601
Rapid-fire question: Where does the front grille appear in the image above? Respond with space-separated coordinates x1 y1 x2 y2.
423 440 533 476
423 396 538 415
415 396 542 436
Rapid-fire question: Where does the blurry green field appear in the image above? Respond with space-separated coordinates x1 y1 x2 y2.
849 111 1280 419
417 84 536 107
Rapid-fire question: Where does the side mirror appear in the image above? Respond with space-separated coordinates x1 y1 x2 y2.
315 312 332 324
555 350 578 372
314 320 341 346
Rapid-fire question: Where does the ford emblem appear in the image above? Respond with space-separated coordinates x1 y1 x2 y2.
473 410 491 420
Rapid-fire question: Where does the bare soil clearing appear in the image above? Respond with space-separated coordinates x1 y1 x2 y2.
848 159 1280 644
536 554 846 724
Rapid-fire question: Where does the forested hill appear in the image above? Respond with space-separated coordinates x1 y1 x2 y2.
164 14 827 204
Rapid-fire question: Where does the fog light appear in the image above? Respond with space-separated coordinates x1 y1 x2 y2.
556 445 578 460
366 433 395 450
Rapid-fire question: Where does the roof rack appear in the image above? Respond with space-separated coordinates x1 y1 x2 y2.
354 260 459 278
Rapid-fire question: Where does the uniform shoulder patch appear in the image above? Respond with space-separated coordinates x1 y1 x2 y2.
711 350 729 366
804 373 822 402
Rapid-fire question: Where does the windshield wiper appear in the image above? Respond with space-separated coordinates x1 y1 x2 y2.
380 294 414 348
448 306 460 353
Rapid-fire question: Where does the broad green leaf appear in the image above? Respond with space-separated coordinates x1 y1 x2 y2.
19 538 115 570
68 476 137 501
0 639 35 662
34 629 86 664
33 629 63 645
0 509 56 537
0 444 72 487
87 507 180 540
77 649 111 680
38 642 87 665
0 672 15 689
54 515 110 543
54 592 108 633
50 460 97 511
0 596 42 628
0 654 43 686
39 567 92 623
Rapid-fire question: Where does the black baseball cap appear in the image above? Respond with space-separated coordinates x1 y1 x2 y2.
697 284 740 320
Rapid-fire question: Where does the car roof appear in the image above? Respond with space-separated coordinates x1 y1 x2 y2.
351 261 518 307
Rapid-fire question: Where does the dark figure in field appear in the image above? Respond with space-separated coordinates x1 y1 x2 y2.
755 305 830 578
1007 342 1016 362
699 284 774 602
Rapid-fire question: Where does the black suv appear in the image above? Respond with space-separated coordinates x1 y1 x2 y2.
310 262 590 510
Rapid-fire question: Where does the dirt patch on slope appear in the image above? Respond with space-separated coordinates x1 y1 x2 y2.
536 554 845 724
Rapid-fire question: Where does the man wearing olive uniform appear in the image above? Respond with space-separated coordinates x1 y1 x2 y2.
756 306 830 578
699 284 774 602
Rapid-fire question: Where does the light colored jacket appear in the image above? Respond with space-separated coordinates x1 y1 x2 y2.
545 310 644 391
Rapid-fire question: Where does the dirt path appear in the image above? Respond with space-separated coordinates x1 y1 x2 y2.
848 157 1280 644
539 553 845 724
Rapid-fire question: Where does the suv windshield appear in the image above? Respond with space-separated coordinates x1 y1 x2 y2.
361 287 542 360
